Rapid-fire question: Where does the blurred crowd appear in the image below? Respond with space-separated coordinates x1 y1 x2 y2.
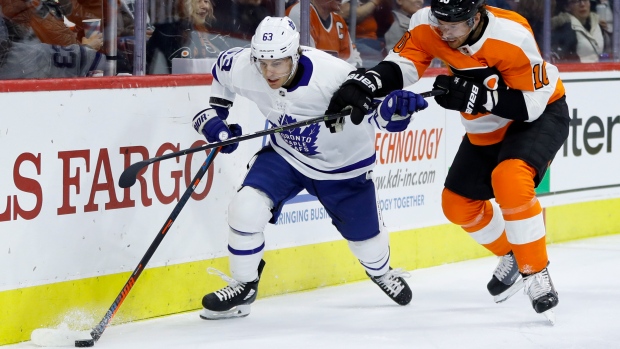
0 0 616 79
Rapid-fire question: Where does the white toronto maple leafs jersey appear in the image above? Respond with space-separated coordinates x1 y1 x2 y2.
210 46 377 180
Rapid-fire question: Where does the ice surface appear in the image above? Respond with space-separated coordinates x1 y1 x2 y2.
11 234 620 349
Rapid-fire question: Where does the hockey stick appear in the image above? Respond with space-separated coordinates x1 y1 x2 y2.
118 109 349 188
30 147 221 348
118 89 444 189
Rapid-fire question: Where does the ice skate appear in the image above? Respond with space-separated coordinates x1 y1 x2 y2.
200 259 266 320
367 268 412 305
523 267 559 325
487 251 523 303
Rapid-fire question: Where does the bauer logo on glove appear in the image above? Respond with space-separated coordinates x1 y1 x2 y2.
465 84 480 115
327 68 383 126
433 75 488 115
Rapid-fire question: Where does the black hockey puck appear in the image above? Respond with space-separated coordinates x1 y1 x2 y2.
75 339 95 347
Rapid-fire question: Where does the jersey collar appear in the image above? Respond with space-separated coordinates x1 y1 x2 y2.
285 54 313 92
458 11 495 56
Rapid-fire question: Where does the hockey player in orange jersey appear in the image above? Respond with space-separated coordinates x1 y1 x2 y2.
326 0 569 324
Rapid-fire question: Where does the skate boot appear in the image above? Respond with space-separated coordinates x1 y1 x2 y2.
200 259 266 320
367 268 412 306
487 251 523 303
523 267 559 325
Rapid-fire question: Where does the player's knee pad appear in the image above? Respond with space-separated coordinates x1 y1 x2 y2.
442 188 485 226
347 229 390 276
228 186 274 234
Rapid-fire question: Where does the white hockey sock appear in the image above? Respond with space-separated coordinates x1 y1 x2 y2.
347 230 390 277
228 229 265 283
226 187 272 282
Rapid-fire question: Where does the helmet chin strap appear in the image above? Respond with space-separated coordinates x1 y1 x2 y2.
462 15 486 45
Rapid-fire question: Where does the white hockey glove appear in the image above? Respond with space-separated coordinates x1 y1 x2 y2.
371 90 428 132
192 108 242 154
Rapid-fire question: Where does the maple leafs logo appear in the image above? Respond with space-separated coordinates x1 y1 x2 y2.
276 114 320 155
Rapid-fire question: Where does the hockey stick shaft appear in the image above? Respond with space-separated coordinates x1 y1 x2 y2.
118 89 444 189
118 110 350 188
83 148 221 345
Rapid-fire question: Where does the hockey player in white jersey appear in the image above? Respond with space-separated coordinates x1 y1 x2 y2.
192 16 428 319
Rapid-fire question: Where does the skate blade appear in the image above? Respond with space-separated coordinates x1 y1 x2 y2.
199 305 251 320
494 278 524 303
542 309 556 325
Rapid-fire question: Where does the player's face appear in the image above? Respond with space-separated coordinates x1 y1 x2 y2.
257 57 294 89
430 13 480 49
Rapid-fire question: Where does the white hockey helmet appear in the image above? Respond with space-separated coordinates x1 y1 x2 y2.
251 16 301 81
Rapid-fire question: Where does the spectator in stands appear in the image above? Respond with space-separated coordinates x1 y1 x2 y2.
339 0 388 67
515 0 556 47
0 9 106 79
54 0 136 73
1 0 103 50
146 0 230 74
286 0 362 67
210 0 273 41
384 0 423 50
552 0 611 62
374 0 394 42
486 0 512 10
594 0 613 34
233 0 273 39
65 0 134 43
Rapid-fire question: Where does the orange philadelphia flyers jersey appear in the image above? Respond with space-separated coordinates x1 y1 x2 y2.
386 6 565 146
353 5 378 40
287 3 353 60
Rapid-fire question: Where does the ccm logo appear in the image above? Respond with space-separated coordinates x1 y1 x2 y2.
465 85 479 114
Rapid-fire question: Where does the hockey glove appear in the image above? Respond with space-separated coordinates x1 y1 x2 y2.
325 114 346 133
433 75 489 115
372 90 428 132
326 68 382 127
192 108 242 154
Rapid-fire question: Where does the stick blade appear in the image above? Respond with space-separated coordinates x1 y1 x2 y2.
75 339 96 347
31 328 92 347
118 160 150 188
